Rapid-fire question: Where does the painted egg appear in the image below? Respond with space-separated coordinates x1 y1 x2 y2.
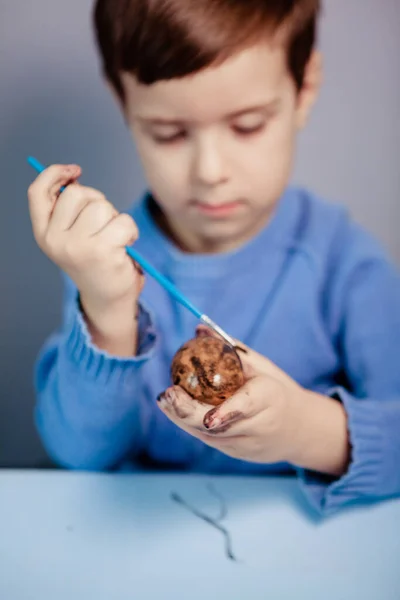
171 336 244 406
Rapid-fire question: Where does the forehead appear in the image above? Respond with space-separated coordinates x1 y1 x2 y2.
122 42 290 122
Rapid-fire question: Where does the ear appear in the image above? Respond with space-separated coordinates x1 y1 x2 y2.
295 50 322 130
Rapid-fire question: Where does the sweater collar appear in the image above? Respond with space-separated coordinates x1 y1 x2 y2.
133 186 301 281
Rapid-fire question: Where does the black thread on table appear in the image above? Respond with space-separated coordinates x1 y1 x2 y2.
170 484 237 562
206 482 228 521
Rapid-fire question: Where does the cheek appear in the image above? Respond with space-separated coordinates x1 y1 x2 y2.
135 139 189 203
247 117 296 191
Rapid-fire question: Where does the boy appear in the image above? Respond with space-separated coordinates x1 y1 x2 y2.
28 0 400 515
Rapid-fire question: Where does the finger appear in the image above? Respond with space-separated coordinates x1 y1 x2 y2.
28 163 81 200
68 198 117 238
157 386 209 432
95 214 142 290
195 324 216 338
27 164 81 239
95 212 139 247
203 375 275 430
49 185 108 233
48 167 81 200
158 385 249 437
157 387 247 443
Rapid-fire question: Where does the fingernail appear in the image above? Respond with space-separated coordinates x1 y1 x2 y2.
205 417 222 430
195 326 207 338
204 408 220 429
64 165 79 175
156 392 169 410
158 389 175 406
134 261 144 276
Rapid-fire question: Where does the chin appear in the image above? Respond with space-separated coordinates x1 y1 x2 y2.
197 222 250 247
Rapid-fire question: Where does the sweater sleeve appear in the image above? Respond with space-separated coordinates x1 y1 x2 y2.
297 227 400 515
34 274 158 470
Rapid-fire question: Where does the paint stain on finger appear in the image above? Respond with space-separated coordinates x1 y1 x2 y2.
204 410 244 431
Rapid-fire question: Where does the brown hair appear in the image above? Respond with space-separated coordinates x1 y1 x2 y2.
93 0 321 102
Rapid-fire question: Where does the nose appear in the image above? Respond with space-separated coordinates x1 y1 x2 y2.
191 135 229 187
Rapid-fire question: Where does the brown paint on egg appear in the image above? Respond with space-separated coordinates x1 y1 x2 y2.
171 336 245 406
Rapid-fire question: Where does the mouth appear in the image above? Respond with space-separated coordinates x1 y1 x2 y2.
191 199 245 218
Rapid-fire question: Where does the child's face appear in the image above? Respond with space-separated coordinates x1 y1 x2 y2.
121 41 319 252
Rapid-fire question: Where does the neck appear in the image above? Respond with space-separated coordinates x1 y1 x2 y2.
148 196 274 255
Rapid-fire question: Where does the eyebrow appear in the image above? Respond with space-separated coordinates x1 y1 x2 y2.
135 99 281 126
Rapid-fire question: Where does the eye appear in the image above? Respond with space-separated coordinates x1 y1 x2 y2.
233 122 265 136
152 131 187 144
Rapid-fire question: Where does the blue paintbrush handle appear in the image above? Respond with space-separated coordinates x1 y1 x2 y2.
27 156 202 320
125 246 202 318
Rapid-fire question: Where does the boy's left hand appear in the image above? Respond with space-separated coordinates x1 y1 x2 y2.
157 326 309 465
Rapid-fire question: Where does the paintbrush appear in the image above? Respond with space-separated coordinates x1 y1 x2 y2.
27 156 235 347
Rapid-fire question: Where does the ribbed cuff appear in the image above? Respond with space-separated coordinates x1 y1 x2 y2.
297 387 385 515
63 293 158 386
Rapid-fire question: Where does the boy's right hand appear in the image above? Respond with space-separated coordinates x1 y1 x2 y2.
28 164 144 355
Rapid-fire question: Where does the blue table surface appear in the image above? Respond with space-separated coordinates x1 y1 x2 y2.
0 469 399 600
